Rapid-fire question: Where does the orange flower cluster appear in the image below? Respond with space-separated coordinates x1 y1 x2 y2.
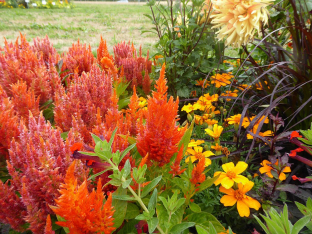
52 162 115 234
0 33 61 104
61 40 96 81
0 114 88 233
136 64 186 166
113 41 152 93
32 35 60 66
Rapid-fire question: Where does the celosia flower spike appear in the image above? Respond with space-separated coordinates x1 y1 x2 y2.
190 157 206 185
44 215 55 234
169 146 187 177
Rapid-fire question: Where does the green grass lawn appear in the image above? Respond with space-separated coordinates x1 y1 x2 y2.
0 2 158 55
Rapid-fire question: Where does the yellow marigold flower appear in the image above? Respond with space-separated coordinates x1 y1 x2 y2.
219 181 261 217
214 161 249 189
188 139 205 148
247 130 273 139
138 97 147 108
203 93 219 102
221 90 239 101
205 124 223 141
194 115 204 125
211 73 232 88
193 96 213 111
195 79 209 88
186 146 215 167
211 0 274 47
227 114 242 125
182 103 198 113
259 160 291 181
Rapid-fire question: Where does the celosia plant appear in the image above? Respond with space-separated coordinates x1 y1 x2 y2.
52 161 116 234
136 64 186 166
0 113 87 233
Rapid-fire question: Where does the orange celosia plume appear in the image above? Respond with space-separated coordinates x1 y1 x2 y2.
136 64 186 166
52 161 116 234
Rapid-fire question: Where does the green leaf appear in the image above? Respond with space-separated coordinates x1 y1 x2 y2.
91 133 103 144
120 144 136 163
148 189 158 213
172 198 186 213
122 160 131 178
197 176 219 193
79 151 98 156
169 222 195 234
118 98 131 110
117 219 139 234
119 134 136 145
291 216 312 234
208 222 218 234
157 204 183 232
135 214 147 221
147 217 158 233
189 203 201 213
141 176 162 198
60 132 68 140
125 203 140 219
122 178 132 189
178 120 194 156
185 212 224 232
253 215 270 234
112 187 128 229
112 195 135 201
88 168 111 181
195 225 209 234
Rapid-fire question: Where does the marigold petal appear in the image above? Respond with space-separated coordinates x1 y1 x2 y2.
282 166 291 173
221 177 234 189
222 162 235 172
233 175 249 185
214 172 227 185
203 151 215 157
232 161 248 174
278 173 286 181
243 197 261 210
241 181 254 193
237 200 250 217
259 166 272 174
220 195 237 206
219 186 235 195
205 158 212 167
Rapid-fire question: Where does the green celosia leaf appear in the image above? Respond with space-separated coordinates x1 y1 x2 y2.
189 203 201 213
112 187 128 229
122 159 131 179
147 217 158 233
109 127 118 148
91 133 103 144
148 189 158 214
141 176 162 198
169 222 195 234
124 203 140 219
120 143 136 163
122 179 132 189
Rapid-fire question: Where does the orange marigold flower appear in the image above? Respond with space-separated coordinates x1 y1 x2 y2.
219 181 261 217
52 161 116 234
211 143 223 152
211 73 233 88
136 64 186 166
227 114 242 125
259 160 291 181
221 90 239 101
203 93 219 102
195 79 209 88
290 131 302 140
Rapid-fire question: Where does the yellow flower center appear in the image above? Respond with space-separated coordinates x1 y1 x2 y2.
226 171 236 179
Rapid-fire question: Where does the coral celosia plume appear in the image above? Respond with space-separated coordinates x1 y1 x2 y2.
0 113 87 233
0 33 61 104
52 161 116 234
136 64 186 166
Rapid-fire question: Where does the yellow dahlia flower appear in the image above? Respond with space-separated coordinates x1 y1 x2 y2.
211 0 274 47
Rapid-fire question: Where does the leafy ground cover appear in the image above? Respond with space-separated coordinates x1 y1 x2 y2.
0 1 158 54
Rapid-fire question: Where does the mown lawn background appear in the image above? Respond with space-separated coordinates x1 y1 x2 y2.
0 2 158 55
